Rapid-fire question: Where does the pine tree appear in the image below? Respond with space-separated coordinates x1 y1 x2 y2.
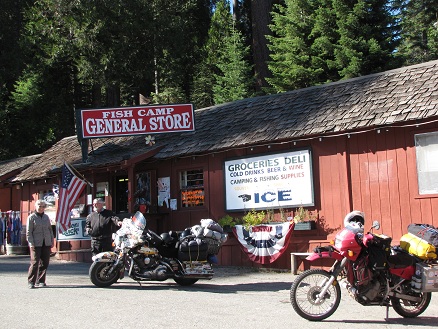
333 0 397 78
392 0 438 65
213 26 253 104
267 0 397 92
266 0 323 92
191 0 233 107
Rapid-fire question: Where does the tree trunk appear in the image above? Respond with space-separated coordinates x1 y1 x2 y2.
106 85 120 107
251 0 273 92
91 84 102 107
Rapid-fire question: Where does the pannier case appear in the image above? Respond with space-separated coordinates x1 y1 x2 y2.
416 262 438 292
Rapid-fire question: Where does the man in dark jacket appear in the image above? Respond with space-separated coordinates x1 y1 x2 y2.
85 198 121 256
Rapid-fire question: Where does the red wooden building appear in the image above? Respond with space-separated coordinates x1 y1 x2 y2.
1 60 438 271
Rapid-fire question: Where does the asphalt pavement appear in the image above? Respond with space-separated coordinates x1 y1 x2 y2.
0 255 437 329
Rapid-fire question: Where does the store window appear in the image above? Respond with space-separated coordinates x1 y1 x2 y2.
415 132 438 195
180 169 204 207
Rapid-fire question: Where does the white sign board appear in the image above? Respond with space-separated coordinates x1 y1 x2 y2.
224 149 314 211
56 218 91 241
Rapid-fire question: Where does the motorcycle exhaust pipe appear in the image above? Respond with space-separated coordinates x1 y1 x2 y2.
341 280 358 297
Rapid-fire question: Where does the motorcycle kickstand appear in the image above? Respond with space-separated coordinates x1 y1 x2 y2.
137 281 142 287
385 304 389 320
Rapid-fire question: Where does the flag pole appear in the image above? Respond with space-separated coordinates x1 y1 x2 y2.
64 162 94 188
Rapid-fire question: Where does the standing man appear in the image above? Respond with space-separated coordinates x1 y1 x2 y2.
26 200 54 289
85 198 121 256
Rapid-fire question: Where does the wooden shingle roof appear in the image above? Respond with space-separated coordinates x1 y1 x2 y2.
12 60 438 182
0 154 41 182
155 60 438 159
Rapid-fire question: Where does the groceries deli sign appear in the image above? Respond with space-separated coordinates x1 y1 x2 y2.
77 104 195 138
224 149 314 211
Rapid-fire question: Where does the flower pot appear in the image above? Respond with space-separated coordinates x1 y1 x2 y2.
294 221 316 231
222 225 233 233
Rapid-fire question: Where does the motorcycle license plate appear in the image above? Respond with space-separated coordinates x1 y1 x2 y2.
183 261 214 275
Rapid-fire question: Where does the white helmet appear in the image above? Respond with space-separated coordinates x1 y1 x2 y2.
344 210 365 227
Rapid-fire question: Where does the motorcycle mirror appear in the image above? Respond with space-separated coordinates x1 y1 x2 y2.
372 220 380 230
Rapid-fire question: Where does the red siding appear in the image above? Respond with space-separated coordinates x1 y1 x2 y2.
6 122 438 270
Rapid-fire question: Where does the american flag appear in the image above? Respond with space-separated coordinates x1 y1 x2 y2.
56 163 87 233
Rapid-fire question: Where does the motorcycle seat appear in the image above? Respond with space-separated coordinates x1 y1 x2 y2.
388 249 415 268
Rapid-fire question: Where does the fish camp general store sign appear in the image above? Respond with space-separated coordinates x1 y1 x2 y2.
224 149 314 211
77 104 195 138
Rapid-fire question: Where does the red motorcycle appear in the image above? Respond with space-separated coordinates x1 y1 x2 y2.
290 211 436 321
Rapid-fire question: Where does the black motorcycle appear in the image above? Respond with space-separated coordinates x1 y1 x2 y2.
89 211 226 287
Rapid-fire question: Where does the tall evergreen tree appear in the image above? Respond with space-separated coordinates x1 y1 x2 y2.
192 0 252 106
392 0 438 65
0 0 30 159
249 0 274 92
267 0 397 92
266 0 321 92
213 25 253 104
191 0 233 108
150 0 213 103
333 0 397 78
0 0 214 160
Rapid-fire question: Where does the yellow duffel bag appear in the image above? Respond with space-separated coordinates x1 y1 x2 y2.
400 233 437 260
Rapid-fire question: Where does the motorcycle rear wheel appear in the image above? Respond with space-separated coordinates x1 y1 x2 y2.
173 278 199 286
391 292 431 318
89 262 120 287
290 269 341 321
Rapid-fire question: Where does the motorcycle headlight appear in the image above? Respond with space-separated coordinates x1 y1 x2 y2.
113 235 122 247
334 238 342 249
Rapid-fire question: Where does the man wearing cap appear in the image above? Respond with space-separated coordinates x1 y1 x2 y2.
85 198 121 256
26 199 54 289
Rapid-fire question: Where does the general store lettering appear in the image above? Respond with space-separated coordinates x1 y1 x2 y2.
85 118 147 134
149 112 191 131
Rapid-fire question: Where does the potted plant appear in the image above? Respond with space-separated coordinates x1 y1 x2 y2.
293 206 317 230
266 207 289 223
218 214 237 232
242 210 266 230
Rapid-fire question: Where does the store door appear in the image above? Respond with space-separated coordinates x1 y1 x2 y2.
115 176 129 214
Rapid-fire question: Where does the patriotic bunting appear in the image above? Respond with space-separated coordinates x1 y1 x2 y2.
233 222 294 264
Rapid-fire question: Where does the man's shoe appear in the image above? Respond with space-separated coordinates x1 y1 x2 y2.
38 283 47 287
28 283 35 289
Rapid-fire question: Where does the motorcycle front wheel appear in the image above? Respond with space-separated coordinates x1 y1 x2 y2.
290 269 341 321
391 292 431 318
89 262 120 287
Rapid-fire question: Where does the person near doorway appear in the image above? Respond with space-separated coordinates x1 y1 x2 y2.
26 199 54 289
85 198 121 256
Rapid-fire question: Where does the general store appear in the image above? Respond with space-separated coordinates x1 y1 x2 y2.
1 60 438 271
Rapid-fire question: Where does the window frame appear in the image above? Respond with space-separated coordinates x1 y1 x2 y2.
179 168 205 208
415 131 438 195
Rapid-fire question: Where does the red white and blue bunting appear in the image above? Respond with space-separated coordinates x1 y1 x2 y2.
233 222 294 264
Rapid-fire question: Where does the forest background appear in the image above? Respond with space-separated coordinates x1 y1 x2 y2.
0 0 437 161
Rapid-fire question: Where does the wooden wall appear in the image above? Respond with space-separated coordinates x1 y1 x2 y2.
161 122 438 270
348 125 438 244
6 121 438 270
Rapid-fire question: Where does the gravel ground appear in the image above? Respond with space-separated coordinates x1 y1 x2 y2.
1 255 437 329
